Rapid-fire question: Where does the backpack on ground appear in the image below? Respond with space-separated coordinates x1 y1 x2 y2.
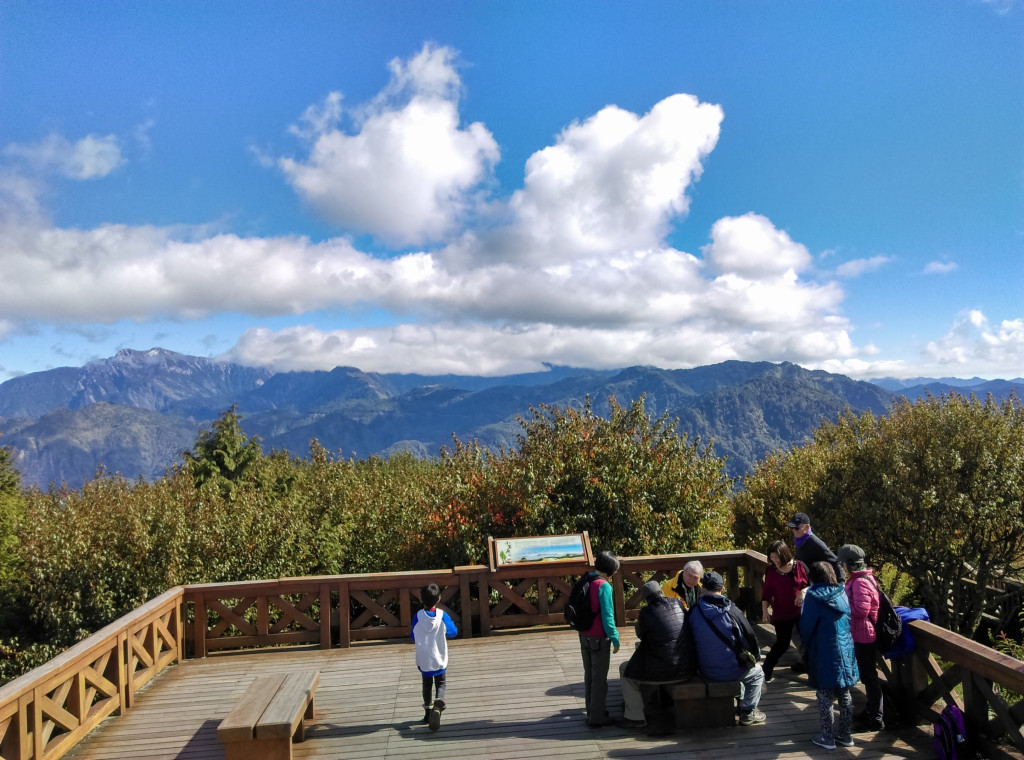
933 703 973 760
870 575 903 653
564 573 597 631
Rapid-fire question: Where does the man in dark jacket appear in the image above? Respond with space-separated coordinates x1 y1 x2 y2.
787 512 845 582
616 581 695 729
689 572 766 726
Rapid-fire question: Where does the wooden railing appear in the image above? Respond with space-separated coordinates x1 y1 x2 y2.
4 549 1024 759
0 587 182 760
886 619 1024 758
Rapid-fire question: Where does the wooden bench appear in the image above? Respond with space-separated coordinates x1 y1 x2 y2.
667 678 742 728
217 669 320 760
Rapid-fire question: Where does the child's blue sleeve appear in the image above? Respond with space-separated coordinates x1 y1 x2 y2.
444 611 458 638
598 581 619 646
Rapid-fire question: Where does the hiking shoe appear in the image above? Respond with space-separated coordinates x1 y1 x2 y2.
418 708 431 725
428 700 444 732
738 709 766 725
811 734 836 750
836 735 854 747
616 717 647 729
856 716 884 732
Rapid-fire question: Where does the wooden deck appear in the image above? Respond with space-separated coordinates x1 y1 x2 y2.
66 625 937 760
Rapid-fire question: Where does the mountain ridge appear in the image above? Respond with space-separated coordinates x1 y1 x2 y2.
0 348 1017 489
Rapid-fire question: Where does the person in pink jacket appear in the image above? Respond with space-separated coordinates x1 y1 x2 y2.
837 544 884 731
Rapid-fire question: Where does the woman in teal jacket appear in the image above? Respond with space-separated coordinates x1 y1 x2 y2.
799 561 860 750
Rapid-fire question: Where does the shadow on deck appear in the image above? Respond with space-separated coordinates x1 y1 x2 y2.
65 625 934 760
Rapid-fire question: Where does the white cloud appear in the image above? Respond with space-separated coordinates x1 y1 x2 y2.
0 49 876 380
4 133 123 180
836 256 890 278
702 214 811 278
278 44 500 246
923 260 958 274
506 94 723 260
923 310 1024 373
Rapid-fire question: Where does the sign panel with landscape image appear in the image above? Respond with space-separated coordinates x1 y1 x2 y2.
489 532 593 571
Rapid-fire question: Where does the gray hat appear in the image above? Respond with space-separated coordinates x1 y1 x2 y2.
594 551 620 576
837 544 866 570
641 580 663 601
701 571 724 592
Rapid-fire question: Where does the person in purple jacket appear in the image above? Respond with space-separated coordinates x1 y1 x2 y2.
411 583 458 731
578 551 621 728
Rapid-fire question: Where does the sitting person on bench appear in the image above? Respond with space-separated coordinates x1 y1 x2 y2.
617 581 696 729
689 571 766 726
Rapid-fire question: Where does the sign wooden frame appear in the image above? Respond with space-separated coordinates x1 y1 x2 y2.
487 532 593 573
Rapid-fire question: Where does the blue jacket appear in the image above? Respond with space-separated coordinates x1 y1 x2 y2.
689 594 759 682
799 583 859 689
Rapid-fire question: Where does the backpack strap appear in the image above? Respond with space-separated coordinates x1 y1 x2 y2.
696 603 746 657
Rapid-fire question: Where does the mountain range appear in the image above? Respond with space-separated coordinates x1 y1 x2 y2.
0 348 1020 489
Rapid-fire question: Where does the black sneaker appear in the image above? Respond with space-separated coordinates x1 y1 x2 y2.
616 717 647 729
428 700 445 732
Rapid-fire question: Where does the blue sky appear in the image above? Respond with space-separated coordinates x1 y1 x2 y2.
0 1 1021 383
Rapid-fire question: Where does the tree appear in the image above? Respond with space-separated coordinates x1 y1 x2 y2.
182 406 264 499
738 393 1024 636
504 396 734 556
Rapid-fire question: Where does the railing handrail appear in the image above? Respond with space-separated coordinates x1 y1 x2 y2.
6 550 1024 760
0 585 184 703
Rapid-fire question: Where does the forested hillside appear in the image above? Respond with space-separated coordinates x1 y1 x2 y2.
0 349 895 487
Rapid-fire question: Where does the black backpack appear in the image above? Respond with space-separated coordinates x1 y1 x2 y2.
869 575 902 653
564 573 597 631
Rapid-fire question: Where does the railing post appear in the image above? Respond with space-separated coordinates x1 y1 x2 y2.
193 592 207 659
456 566 474 639
319 582 332 649
337 580 351 648
612 571 626 626
478 569 491 636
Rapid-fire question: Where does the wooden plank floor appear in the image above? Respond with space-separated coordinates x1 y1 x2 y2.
67 625 940 760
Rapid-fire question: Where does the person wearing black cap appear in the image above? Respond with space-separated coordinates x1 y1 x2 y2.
616 581 696 729
689 571 766 726
786 512 845 583
578 551 621 728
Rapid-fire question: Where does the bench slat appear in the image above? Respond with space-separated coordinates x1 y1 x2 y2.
255 669 320 739
218 673 287 743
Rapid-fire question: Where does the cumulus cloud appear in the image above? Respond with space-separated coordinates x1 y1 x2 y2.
4 133 123 180
506 94 722 259
836 256 890 278
278 44 499 246
0 46 883 379
923 310 1024 374
923 260 958 274
702 214 811 278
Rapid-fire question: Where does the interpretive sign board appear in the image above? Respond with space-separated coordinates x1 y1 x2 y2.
488 532 593 572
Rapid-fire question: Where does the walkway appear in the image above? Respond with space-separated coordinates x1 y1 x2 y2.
66 625 934 759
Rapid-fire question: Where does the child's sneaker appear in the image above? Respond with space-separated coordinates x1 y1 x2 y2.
811 734 836 750
428 699 445 732
836 735 854 747
418 706 431 725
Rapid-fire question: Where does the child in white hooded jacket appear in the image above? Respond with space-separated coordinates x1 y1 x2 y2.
411 583 458 731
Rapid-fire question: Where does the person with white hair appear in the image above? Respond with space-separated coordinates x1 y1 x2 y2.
661 559 704 611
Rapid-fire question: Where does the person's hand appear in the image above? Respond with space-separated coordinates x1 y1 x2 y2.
612 643 620 654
